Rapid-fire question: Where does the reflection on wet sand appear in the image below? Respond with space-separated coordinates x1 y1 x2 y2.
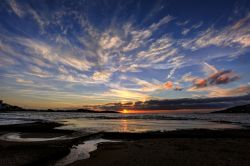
59 118 242 133
121 119 128 132
56 139 120 166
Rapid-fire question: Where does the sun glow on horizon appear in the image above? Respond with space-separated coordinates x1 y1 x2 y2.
0 0 250 109
121 109 129 114
120 109 167 114
120 109 170 114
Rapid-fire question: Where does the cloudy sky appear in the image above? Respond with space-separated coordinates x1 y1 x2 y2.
0 0 250 109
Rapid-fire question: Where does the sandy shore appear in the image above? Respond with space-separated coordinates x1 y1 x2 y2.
70 129 250 166
0 121 250 166
70 137 250 166
0 121 98 166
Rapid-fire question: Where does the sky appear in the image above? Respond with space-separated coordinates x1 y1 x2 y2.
0 0 250 109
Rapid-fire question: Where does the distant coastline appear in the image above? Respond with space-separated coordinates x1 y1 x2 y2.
0 101 119 113
1 100 250 114
211 104 250 114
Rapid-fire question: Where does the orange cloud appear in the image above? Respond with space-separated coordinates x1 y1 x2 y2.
208 70 239 85
164 81 173 89
194 79 207 88
194 70 239 88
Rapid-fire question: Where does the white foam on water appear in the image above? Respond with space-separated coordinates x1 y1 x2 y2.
0 119 35 125
55 139 119 166
0 133 66 142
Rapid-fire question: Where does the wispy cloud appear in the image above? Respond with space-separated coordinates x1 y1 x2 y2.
218 85 250 96
203 62 218 75
107 89 150 101
179 13 250 50
28 65 52 78
8 0 24 17
16 78 33 84
181 21 203 35
92 71 112 82
7 0 49 33
1 0 250 108
188 84 250 97
122 15 174 52
99 34 123 49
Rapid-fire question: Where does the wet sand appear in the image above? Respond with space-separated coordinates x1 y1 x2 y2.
71 129 250 166
0 121 250 166
70 137 250 166
0 121 98 166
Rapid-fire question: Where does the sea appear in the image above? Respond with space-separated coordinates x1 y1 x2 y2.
1 111 250 133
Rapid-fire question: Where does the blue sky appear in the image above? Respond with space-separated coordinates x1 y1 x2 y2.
0 0 250 109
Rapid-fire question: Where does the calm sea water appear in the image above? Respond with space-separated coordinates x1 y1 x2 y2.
0 111 249 133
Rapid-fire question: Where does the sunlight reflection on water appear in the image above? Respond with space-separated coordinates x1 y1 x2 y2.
0 112 248 132
58 118 242 133
55 139 119 166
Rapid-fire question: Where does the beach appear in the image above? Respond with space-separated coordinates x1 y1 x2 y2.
0 121 250 166
71 137 250 166
1 0 250 165
0 121 99 166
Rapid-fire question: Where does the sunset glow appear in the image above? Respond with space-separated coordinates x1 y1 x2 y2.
122 109 129 114
0 0 249 110
0 1 250 166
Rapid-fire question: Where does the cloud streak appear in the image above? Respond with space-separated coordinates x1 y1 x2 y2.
0 0 250 108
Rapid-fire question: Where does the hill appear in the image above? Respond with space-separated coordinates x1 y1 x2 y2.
0 101 118 113
212 104 250 113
